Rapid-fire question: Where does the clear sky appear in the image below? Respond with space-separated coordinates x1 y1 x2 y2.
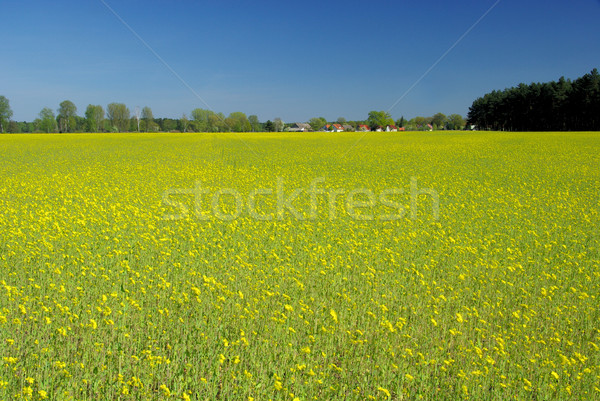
2 0 600 122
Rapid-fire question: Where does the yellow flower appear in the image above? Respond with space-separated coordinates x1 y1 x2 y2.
330 309 338 323
377 387 391 399
159 384 171 397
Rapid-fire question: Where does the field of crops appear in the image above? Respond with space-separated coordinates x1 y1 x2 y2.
0 131 599 400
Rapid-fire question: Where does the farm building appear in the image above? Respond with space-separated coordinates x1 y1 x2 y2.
289 123 312 132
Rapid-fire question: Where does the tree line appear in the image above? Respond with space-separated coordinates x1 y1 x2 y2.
309 112 465 132
0 97 466 134
467 69 600 131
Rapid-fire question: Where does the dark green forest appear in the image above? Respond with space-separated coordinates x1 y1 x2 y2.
467 69 600 131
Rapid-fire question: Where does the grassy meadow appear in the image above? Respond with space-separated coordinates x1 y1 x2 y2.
0 131 599 400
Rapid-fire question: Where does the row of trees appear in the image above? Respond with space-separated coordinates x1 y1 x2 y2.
0 101 155 134
0 100 272 133
0 97 466 134
467 69 600 131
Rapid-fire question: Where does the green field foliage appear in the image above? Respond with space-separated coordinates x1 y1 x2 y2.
0 131 599 400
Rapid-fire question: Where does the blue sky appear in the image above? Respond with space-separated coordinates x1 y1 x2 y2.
2 0 600 122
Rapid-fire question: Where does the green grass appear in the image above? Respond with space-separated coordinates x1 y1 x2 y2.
0 131 599 400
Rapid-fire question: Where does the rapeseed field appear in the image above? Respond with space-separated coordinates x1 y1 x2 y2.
0 131 598 400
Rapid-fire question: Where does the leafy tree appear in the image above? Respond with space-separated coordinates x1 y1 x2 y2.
248 115 260 132
273 118 284 132
309 117 327 131
7 121 19 133
155 118 176 132
0 96 13 133
153 118 162 131
85 105 104 132
130 117 140 132
367 111 394 130
141 106 154 132
38 107 57 133
107 103 130 132
446 114 465 130
180 113 190 132
213 112 228 132
264 120 274 132
57 100 77 133
228 112 251 132
337 117 347 124
431 113 447 130
16 121 34 133
412 116 427 130
74 116 87 132
191 108 215 132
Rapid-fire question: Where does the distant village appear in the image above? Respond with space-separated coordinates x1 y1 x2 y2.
288 123 407 132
